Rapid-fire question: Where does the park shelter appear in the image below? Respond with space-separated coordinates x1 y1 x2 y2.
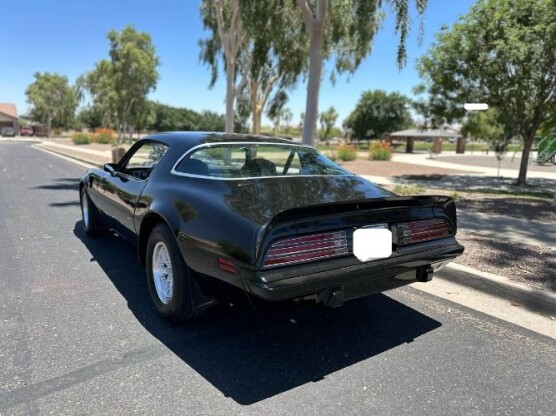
387 128 463 153
0 103 18 130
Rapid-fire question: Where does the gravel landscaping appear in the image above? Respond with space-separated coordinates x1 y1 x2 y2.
453 194 555 290
382 184 555 290
456 196 556 223
455 231 555 291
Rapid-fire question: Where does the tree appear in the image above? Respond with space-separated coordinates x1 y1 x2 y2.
461 109 504 146
319 106 338 143
25 72 78 137
282 108 293 134
82 25 159 143
344 90 412 142
417 0 556 185
299 111 305 132
411 83 454 129
296 0 428 146
200 0 249 133
150 102 199 132
197 110 226 131
240 2 307 135
131 100 156 138
267 90 289 134
78 105 105 130
200 1 307 135
463 108 515 176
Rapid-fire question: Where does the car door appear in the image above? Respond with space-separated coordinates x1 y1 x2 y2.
100 141 169 241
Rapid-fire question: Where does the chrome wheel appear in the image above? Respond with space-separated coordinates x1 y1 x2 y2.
82 193 89 228
152 241 174 304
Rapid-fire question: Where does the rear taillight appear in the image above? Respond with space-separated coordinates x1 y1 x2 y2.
263 231 348 268
397 218 453 245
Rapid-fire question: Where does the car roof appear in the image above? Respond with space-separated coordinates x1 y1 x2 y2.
144 131 300 149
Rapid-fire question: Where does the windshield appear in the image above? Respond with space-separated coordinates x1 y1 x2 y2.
174 143 351 179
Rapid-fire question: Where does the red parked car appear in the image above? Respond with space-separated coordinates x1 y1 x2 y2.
20 126 34 136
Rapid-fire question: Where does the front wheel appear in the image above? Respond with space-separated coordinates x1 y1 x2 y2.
146 224 202 322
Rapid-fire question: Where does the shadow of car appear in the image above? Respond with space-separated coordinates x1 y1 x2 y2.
73 220 442 404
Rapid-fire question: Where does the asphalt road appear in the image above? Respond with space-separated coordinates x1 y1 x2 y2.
1 142 555 415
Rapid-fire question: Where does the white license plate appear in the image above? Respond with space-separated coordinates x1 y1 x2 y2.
353 224 392 262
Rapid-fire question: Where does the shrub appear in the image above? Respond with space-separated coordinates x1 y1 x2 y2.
451 191 464 201
91 128 117 145
368 142 392 161
336 144 357 161
393 184 425 196
327 152 338 162
71 132 91 145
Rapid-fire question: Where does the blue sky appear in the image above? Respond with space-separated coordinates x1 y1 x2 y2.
0 0 476 126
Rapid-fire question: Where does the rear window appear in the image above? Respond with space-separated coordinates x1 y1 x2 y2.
173 143 350 178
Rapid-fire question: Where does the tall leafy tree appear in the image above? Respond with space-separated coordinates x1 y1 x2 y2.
78 105 105 130
461 109 505 146
239 2 307 135
296 0 428 146
25 72 78 137
418 0 556 185
319 106 338 143
200 1 307 135
82 25 159 143
266 89 289 134
200 0 249 133
344 90 412 142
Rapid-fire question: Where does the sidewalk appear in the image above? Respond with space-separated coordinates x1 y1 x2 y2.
393 152 556 181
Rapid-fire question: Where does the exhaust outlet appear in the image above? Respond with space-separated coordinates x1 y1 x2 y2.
316 288 345 308
416 266 434 282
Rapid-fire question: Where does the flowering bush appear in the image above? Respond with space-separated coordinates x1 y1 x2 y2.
369 142 392 161
71 132 91 145
91 128 117 145
336 144 357 161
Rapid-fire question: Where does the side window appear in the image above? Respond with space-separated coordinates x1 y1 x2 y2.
122 142 169 179
282 151 301 175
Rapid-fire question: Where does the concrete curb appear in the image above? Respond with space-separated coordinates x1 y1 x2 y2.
34 144 103 168
0 138 42 144
30 141 556 315
441 263 556 315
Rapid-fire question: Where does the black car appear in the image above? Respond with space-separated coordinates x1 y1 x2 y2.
79 132 464 321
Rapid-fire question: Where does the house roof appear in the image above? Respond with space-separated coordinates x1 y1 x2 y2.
0 103 18 119
388 128 461 138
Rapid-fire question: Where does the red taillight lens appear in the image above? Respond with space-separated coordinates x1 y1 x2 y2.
263 231 348 268
397 218 453 245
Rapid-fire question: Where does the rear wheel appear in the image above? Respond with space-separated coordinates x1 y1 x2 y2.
146 224 203 322
80 188 102 235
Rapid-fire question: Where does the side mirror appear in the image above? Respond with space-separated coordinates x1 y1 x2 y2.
104 163 117 177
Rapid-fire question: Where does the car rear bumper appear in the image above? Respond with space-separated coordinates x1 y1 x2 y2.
243 238 464 303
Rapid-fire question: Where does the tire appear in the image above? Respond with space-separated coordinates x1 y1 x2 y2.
146 224 202 322
80 188 102 235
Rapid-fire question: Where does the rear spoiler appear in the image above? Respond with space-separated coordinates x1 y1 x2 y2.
267 195 458 233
